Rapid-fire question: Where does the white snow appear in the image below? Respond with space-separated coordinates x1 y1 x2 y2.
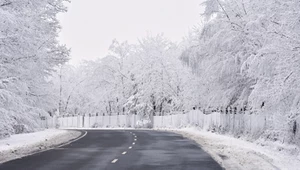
58 115 138 128
0 129 81 163
0 129 65 152
168 128 300 170
0 0 69 138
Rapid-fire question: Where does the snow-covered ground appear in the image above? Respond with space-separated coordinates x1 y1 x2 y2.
0 129 82 163
165 128 300 170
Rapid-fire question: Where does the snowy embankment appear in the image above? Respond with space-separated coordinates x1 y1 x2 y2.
165 128 300 170
0 129 82 163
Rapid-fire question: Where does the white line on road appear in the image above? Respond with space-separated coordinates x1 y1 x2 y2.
132 142 135 145
58 131 88 148
25 131 88 159
134 139 137 141
129 146 132 149
122 151 127 155
111 159 118 163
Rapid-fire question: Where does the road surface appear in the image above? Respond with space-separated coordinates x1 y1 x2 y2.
0 130 222 170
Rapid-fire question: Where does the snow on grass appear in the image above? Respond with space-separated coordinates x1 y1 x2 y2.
0 129 65 152
165 128 300 170
0 129 82 163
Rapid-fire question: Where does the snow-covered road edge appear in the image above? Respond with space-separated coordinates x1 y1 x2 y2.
0 129 83 163
158 128 300 170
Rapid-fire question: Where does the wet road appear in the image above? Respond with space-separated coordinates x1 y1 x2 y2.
0 130 222 170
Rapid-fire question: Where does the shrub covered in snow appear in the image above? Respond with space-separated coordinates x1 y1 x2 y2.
136 119 152 129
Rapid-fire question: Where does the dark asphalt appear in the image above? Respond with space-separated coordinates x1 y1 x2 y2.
0 130 223 170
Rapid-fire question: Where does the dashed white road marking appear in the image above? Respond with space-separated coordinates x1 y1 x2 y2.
132 142 135 145
129 146 132 149
130 132 132 134
122 151 127 155
134 139 137 141
111 159 118 163
134 136 137 138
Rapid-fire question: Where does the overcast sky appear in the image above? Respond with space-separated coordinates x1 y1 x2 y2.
58 0 204 65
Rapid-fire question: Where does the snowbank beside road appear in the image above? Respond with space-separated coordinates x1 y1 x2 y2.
0 129 82 163
167 128 300 170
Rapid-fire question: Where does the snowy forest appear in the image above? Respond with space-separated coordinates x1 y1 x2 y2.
1 0 300 147
0 0 69 136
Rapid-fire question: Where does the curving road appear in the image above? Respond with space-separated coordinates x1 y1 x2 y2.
0 130 222 170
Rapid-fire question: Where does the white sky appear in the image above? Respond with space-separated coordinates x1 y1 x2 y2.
58 0 204 65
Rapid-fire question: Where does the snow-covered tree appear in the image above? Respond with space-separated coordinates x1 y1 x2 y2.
182 0 300 143
57 35 198 122
0 0 69 137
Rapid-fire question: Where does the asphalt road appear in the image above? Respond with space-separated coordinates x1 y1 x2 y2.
0 130 222 170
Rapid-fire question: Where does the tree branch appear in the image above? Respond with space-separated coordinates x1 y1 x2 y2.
1 2 12 7
216 0 242 30
284 72 293 83
216 0 231 22
241 0 247 15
